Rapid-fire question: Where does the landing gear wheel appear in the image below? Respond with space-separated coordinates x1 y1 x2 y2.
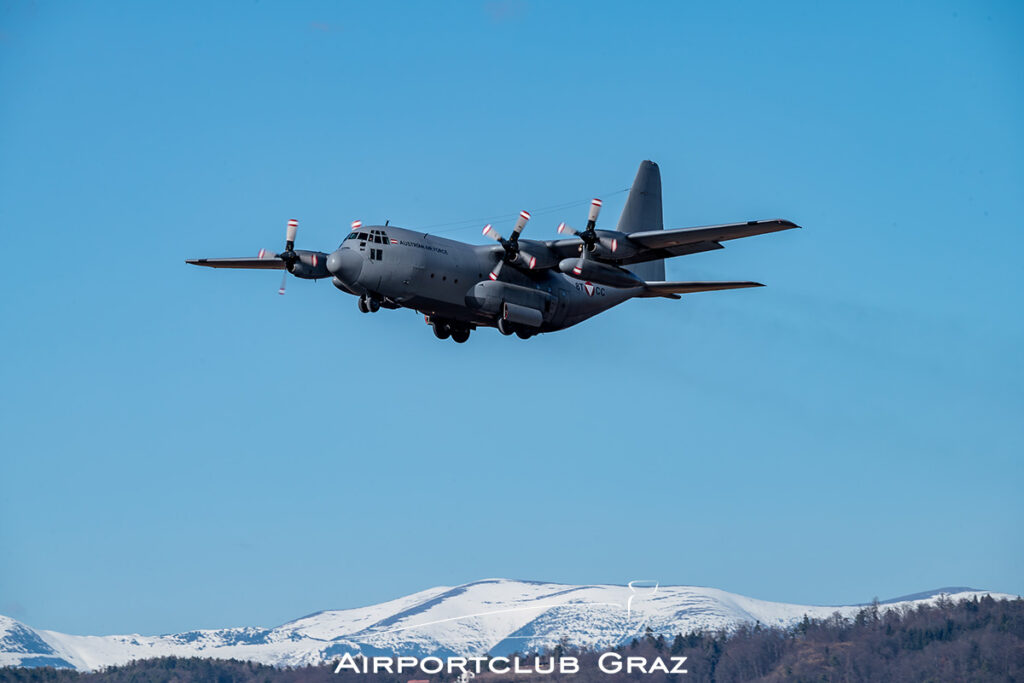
497 318 514 336
451 327 471 343
432 322 451 340
357 296 369 313
368 297 380 313
515 329 533 340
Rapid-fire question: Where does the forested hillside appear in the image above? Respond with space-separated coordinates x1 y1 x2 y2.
3 595 1021 682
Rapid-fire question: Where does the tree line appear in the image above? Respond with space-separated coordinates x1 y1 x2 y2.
2 594 1021 682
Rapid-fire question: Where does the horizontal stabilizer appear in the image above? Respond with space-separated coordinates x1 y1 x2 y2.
186 257 285 270
638 280 763 298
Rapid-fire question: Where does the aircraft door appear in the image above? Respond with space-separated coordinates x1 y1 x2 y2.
360 228 391 291
549 286 571 327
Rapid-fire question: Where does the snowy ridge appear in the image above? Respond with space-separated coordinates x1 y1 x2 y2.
0 579 1015 671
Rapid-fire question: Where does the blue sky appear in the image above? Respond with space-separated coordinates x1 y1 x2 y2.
1 0 1021 636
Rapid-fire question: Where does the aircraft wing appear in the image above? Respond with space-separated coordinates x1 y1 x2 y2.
531 219 798 268
618 219 799 265
636 280 764 299
186 257 285 269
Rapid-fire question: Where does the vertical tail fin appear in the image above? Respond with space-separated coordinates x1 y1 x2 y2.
618 160 665 282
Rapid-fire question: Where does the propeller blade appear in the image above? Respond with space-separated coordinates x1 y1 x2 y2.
588 198 602 224
278 271 287 295
571 247 587 276
488 259 504 281
599 236 618 253
518 249 537 269
482 224 503 242
286 218 298 244
512 210 531 237
557 221 578 236
258 248 278 260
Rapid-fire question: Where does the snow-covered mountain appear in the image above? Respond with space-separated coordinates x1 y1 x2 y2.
0 579 1014 671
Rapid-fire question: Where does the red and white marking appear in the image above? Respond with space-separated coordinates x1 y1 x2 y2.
591 198 602 208
519 210 531 220
390 239 397 244
558 222 570 235
351 220 362 230
311 254 318 267
258 248 268 259
527 255 536 269
287 219 298 228
584 281 595 296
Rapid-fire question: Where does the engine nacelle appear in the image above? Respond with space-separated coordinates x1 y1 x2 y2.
288 251 330 279
591 230 639 260
557 258 645 289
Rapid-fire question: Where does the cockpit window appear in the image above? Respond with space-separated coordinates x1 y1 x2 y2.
357 232 368 241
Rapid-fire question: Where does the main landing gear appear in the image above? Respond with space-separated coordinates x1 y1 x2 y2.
357 294 380 314
428 317 471 343
497 318 534 340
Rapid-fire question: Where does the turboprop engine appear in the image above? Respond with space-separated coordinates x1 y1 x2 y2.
557 258 644 289
254 219 330 294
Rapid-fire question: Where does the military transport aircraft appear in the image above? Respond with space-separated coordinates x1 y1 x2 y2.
187 161 798 342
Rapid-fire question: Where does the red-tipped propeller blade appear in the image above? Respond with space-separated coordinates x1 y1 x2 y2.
512 210 531 236
482 224 503 242
484 210 533 280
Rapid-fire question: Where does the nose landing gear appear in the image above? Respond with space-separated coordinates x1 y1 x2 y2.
357 295 380 313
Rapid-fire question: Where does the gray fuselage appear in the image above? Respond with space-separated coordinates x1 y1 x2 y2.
330 225 636 332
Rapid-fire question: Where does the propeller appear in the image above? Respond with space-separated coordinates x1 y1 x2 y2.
257 218 301 294
482 210 537 281
557 198 621 276
557 198 619 252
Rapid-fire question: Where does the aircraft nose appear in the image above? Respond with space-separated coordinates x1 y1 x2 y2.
327 248 362 284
